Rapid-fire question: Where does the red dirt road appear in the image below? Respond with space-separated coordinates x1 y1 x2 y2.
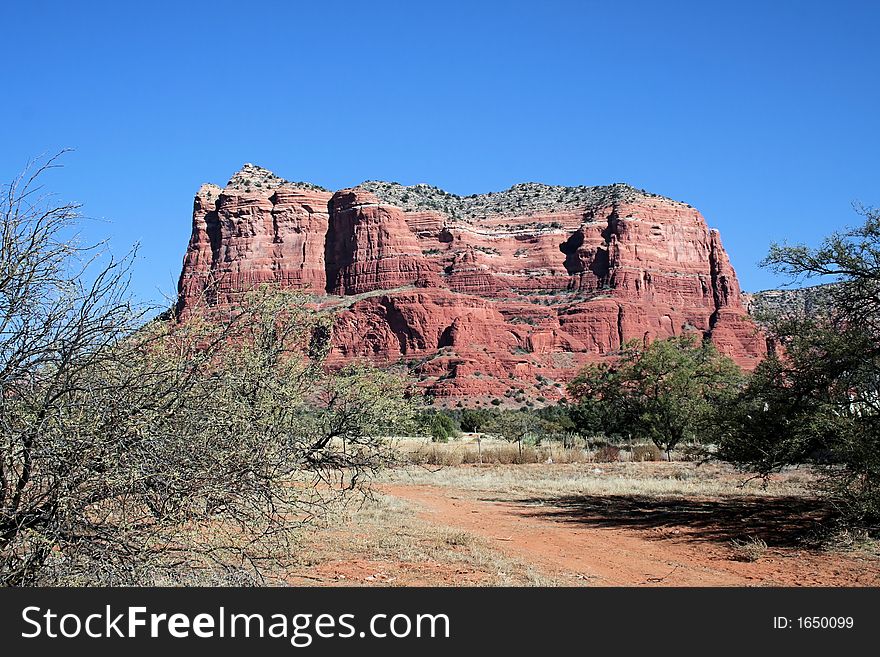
381 484 879 586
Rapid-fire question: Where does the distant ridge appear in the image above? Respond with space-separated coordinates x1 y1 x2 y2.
744 284 835 319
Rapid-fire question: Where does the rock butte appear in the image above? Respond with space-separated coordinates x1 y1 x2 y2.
176 164 766 404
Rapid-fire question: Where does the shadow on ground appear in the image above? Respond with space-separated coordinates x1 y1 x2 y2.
509 495 837 547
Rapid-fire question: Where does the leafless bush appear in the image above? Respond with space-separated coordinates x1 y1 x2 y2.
0 156 412 585
593 445 621 463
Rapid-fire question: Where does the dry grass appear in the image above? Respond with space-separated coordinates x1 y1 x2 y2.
729 536 769 562
284 492 562 586
397 437 678 467
401 440 592 466
267 448 854 586
284 461 874 586
380 460 815 500
632 443 663 462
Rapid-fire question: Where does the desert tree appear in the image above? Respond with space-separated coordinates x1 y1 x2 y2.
0 153 148 584
719 205 880 527
534 404 579 448
424 411 459 443
568 335 743 460
484 409 548 459
0 155 413 585
457 408 496 434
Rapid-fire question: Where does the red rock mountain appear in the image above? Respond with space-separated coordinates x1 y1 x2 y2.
176 164 766 405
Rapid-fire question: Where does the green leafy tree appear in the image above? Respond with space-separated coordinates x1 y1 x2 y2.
485 410 547 458
535 403 579 448
568 360 636 443
427 411 460 442
458 408 496 433
720 205 880 527
568 335 743 459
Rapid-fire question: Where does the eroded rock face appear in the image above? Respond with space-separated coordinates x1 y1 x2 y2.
176 169 333 309
324 189 441 295
176 166 767 404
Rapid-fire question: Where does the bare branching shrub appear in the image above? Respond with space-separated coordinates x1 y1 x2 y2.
593 445 621 463
1 157 413 585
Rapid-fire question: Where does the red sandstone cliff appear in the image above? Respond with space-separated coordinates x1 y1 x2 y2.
176 165 766 405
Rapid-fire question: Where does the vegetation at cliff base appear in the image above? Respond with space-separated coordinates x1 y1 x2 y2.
567 335 742 460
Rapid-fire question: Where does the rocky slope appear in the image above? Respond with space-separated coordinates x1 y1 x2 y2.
176 165 767 406
744 284 834 320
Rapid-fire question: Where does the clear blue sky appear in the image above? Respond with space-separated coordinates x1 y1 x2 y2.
2 0 878 305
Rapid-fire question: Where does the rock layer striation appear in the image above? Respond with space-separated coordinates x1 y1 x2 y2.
176 165 766 403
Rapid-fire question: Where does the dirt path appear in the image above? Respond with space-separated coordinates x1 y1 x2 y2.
381 484 879 586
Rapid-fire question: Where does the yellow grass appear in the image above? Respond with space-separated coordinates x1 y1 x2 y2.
284 492 562 586
380 460 815 499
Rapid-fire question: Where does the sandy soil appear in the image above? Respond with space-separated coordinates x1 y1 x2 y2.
380 484 880 586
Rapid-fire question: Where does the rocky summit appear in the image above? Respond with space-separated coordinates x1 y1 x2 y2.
176 165 767 405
